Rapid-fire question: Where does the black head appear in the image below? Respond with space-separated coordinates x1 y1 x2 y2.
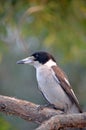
31 51 56 64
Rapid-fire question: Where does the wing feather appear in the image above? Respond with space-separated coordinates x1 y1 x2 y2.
52 66 82 113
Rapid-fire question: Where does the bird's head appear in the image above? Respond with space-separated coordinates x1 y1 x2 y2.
17 51 56 68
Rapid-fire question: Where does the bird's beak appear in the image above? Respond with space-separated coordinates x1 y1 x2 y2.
17 56 35 64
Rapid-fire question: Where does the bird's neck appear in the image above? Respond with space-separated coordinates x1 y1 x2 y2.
34 59 57 70
44 59 57 67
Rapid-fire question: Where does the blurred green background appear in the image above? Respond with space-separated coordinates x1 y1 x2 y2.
0 0 86 130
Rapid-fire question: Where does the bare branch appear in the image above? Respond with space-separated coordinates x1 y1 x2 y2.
0 95 62 124
0 95 86 130
36 113 86 130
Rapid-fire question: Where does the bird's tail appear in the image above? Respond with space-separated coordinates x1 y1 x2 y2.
67 103 82 114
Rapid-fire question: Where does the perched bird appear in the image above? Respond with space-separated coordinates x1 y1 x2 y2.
17 51 82 114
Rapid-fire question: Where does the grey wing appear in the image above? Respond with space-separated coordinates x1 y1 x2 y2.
52 66 82 113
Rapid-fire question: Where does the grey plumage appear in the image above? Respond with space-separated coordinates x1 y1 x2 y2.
36 63 81 113
17 51 82 114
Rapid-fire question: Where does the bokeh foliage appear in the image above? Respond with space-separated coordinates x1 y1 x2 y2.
0 116 16 130
0 0 86 130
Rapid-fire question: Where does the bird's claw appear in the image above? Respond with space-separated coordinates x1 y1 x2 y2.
37 104 64 111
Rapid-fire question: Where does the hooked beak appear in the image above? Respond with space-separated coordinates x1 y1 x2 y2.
17 56 35 64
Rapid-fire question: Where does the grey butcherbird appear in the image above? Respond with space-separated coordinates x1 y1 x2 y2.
17 51 82 114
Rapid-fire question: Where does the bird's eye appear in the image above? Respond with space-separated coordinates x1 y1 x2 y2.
35 54 39 58
34 54 39 61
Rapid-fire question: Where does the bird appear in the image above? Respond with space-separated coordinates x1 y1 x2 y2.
17 51 82 114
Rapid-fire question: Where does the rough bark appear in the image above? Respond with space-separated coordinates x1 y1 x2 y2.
0 95 86 130
36 113 86 130
0 95 62 124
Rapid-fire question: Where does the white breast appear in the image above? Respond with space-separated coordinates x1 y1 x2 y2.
36 65 71 111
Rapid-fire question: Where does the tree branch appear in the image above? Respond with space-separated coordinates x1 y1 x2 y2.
36 113 86 130
0 95 86 130
0 95 62 124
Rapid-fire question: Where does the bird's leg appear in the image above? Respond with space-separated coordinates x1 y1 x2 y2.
37 103 54 111
37 103 64 112
50 104 65 112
